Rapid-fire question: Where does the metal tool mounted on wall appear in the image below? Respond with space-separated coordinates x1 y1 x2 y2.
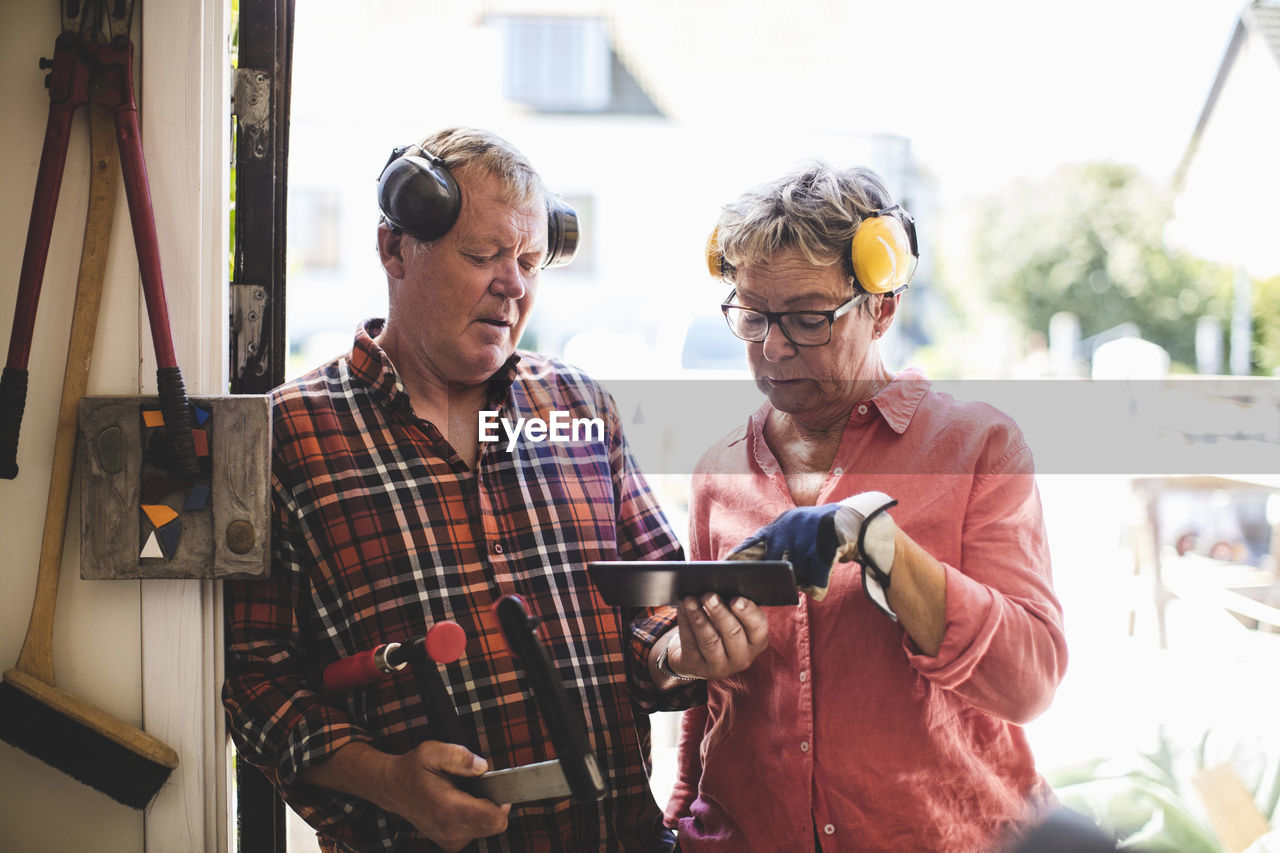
0 0 200 482
0 6 191 811
0 0 272 579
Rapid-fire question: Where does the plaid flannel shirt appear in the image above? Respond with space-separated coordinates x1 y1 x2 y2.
223 321 690 852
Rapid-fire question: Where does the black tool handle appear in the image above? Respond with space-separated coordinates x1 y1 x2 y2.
493 595 607 803
155 367 199 479
404 637 476 752
0 367 28 479
403 638 487 798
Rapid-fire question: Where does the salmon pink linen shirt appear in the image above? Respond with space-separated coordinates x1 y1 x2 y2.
666 368 1067 853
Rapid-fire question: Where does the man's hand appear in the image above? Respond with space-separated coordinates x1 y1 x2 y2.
652 593 769 684
378 742 511 851
300 740 510 852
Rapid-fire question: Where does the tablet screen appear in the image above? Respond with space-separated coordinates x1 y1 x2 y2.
587 561 798 607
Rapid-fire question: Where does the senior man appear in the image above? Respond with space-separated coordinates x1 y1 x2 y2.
223 128 766 852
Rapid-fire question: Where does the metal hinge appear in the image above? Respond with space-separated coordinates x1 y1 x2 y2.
232 67 271 160
230 283 268 381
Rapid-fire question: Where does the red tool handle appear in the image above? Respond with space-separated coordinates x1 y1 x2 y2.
323 643 396 692
323 622 469 692
98 36 198 479
6 103 78 371
109 99 177 368
0 33 85 480
424 620 467 664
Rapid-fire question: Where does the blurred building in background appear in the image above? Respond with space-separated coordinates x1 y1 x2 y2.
285 0 938 380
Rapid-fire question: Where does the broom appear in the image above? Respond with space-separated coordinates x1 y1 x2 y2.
0 88 179 808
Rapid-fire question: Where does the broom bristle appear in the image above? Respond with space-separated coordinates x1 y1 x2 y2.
0 679 175 809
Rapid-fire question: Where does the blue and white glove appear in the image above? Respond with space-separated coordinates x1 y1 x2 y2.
832 491 899 619
729 503 842 596
730 491 899 618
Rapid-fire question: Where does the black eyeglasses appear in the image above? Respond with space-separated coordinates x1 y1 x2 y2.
720 289 866 347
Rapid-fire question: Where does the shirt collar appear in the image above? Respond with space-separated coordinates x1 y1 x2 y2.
348 319 522 411
746 365 932 449
873 366 930 434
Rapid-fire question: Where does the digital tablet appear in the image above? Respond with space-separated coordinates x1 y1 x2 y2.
587 561 798 607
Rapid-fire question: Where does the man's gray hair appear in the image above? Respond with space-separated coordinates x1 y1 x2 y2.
714 159 897 281
415 127 546 208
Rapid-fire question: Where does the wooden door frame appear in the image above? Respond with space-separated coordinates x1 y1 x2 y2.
228 0 294 850
137 0 234 850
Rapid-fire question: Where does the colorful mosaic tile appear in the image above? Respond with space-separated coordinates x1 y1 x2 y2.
141 503 178 528
156 519 182 558
137 405 214 561
140 531 164 559
183 482 211 511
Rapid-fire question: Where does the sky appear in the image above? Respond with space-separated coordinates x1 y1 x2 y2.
855 0 1250 202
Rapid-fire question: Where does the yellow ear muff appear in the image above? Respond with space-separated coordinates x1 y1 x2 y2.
705 227 724 279
850 214 912 294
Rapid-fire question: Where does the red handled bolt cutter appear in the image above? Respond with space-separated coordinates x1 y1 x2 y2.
1 0 200 480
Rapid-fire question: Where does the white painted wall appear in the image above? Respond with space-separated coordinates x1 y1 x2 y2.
0 2 228 851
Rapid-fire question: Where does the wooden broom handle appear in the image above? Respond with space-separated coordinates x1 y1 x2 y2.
16 90 118 683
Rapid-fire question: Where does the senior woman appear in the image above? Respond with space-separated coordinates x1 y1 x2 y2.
657 162 1068 852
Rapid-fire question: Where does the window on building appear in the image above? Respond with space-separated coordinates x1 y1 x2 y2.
498 16 611 111
492 15 660 115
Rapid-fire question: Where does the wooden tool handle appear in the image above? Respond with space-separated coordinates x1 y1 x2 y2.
16 91 119 682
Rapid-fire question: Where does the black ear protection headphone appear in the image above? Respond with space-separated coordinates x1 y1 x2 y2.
706 205 918 295
377 144 580 269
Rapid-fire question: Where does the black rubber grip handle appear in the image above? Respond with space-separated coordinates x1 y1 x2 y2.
156 366 199 480
0 367 29 479
494 595 607 803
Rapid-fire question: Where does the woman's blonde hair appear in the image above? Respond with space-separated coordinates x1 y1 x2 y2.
714 159 897 282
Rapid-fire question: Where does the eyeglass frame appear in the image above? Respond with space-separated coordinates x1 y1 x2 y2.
720 288 869 347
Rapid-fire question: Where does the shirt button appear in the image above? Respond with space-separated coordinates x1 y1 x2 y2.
824 824 835 836
493 543 504 554
832 468 843 477
857 404 868 415
799 671 807 682
800 741 809 752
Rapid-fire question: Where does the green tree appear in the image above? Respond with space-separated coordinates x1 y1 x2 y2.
970 162 1232 370
1252 273 1280 375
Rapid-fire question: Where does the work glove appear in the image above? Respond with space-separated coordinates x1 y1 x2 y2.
730 491 899 618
